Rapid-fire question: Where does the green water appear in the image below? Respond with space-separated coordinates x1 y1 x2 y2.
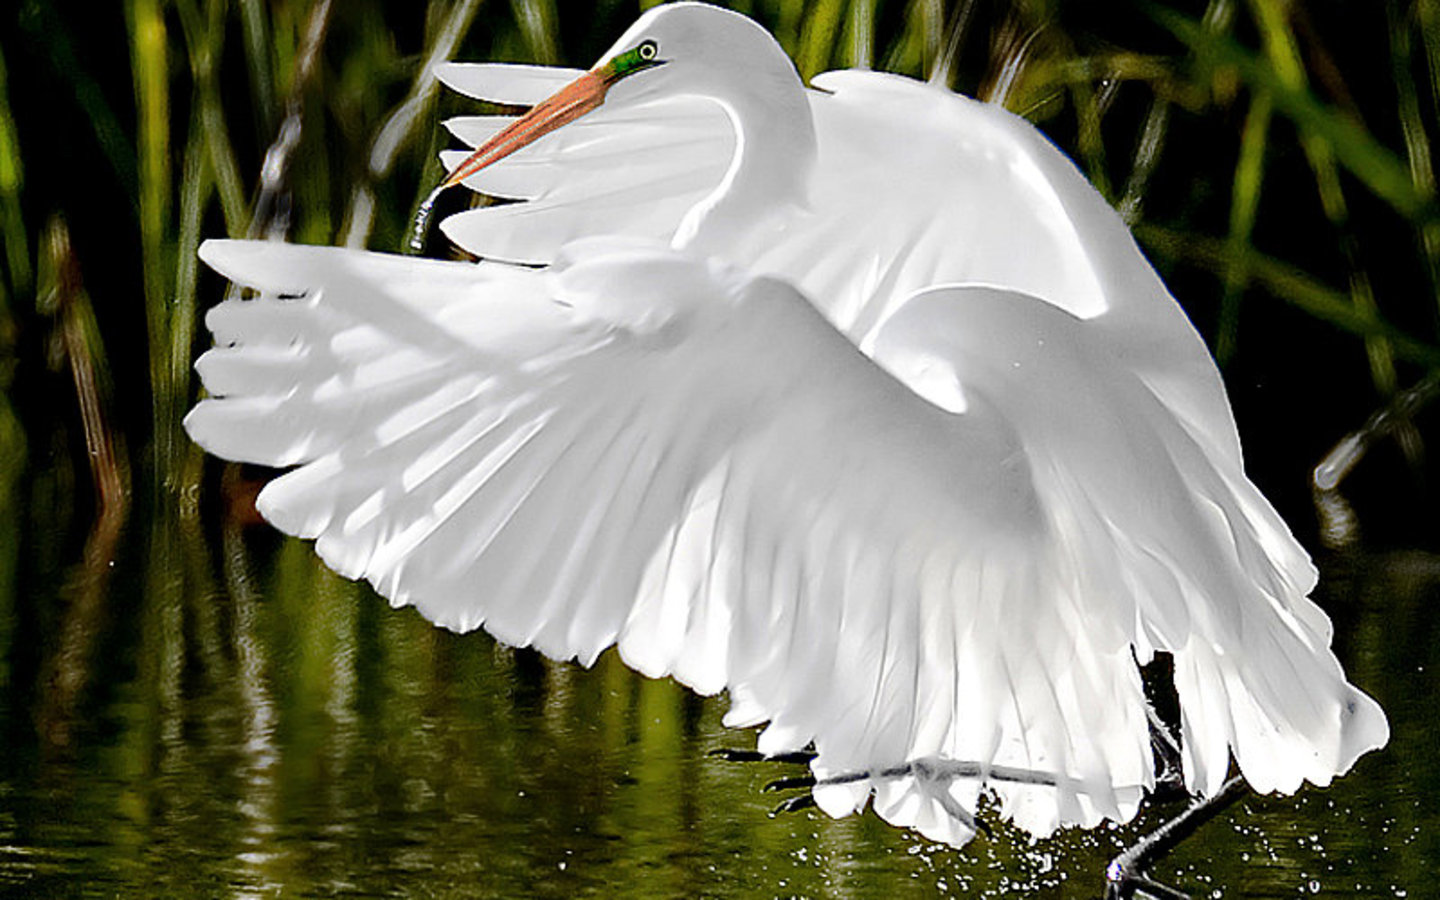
0 481 1431 898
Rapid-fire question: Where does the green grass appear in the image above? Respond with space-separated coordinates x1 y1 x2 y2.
2 1 1436 490
0 0 1434 536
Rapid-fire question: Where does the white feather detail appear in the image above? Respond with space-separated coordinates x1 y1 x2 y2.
433 66 1248 487
189 238 1387 849
434 62 585 105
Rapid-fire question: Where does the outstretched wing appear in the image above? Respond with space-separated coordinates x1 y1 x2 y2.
188 239 1163 846
189 239 1385 848
873 287 1387 805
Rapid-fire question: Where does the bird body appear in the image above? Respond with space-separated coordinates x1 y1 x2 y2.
188 1 1387 850
437 52 1240 469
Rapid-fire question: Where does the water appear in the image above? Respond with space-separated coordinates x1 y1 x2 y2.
0 480 1433 898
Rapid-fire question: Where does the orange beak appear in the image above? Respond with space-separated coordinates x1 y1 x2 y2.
411 66 619 250
439 68 614 193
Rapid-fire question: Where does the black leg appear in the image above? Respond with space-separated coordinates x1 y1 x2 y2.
1104 775 1248 900
712 742 1250 900
712 748 1062 830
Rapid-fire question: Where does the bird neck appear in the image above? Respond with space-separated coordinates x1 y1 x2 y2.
672 71 817 256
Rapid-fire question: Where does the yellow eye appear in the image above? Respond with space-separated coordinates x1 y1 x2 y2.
638 40 658 61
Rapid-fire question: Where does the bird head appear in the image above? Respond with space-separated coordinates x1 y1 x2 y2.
597 3 795 106
414 3 803 245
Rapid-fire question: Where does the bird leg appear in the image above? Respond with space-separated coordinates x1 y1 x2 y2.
716 742 1249 898
816 757 1067 789
1103 774 1248 900
712 746 1066 830
1137 651 1186 797
910 757 985 836
1145 702 1186 796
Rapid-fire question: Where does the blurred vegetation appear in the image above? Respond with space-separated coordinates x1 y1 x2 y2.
0 0 1438 895
1 0 1438 528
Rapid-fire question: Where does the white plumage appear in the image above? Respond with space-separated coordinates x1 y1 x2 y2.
187 2 1387 849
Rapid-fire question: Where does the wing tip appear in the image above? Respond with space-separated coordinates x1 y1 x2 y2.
1338 684 1391 770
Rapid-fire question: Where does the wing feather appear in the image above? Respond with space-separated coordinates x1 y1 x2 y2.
431 64 1248 502
191 240 1137 845
434 62 584 105
191 239 1385 850
875 285 1388 811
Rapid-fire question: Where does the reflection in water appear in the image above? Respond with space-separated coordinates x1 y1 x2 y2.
0 474 1434 895
222 496 283 898
34 217 131 753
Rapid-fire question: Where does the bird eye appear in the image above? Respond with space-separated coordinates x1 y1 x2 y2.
638 40 658 61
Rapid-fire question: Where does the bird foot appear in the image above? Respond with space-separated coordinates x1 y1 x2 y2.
771 793 817 815
708 746 820 816
762 773 815 792
1103 775 1247 900
707 747 817 765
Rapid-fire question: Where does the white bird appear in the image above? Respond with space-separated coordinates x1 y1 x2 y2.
188 2 1387 849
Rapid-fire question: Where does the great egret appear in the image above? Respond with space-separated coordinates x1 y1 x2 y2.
188 1 1387 857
